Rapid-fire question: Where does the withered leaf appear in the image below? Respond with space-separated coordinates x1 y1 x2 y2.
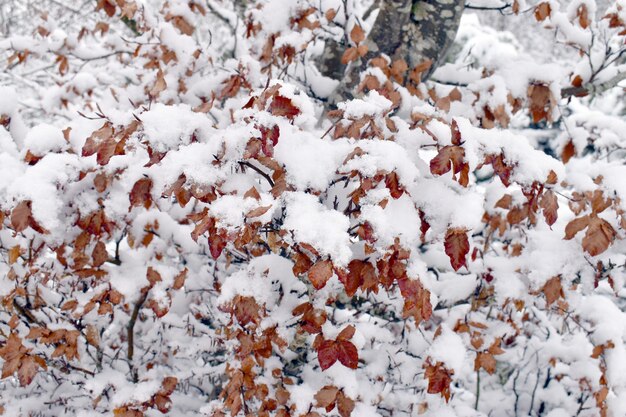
444 228 469 271
309 260 333 290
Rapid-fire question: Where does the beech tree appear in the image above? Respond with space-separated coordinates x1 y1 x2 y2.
1 1 626 417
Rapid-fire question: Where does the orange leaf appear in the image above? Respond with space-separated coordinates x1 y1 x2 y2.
341 47 359 65
534 2 551 21
562 140 576 163
350 25 365 44
337 325 355 341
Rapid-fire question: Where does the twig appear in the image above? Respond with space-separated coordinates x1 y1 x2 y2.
238 161 275 187
127 290 149 382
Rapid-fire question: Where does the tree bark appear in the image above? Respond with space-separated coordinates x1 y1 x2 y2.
321 0 465 105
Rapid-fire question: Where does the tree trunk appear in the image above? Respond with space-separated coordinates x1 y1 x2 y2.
321 0 465 105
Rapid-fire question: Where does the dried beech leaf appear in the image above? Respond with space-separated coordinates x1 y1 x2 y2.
309 260 333 290
444 229 469 271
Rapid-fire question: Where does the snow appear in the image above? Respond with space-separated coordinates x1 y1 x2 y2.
283 192 352 265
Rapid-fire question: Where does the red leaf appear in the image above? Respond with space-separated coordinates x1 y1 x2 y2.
444 228 469 271
318 340 339 370
337 340 358 369
208 231 227 259
385 171 404 199
269 95 300 120
450 119 462 146
309 260 333 290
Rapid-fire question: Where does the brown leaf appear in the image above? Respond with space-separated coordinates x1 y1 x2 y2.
430 145 466 179
92 241 108 267
147 266 162 286
129 177 153 209
269 95 301 120
528 84 553 123
341 47 359 65
474 352 496 374
8 245 21 264
444 228 469 271
17 355 40 387
385 171 404 199
336 391 355 417
424 362 453 402
539 190 558 226
562 140 576 163
583 216 616 256
534 2 551 21
350 25 365 44
85 324 100 347
325 8 337 21
246 205 272 218
309 260 333 290
11 201 32 233
315 385 339 408
564 215 590 239
495 194 512 209
150 69 167 98
578 4 590 29
542 276 563 306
